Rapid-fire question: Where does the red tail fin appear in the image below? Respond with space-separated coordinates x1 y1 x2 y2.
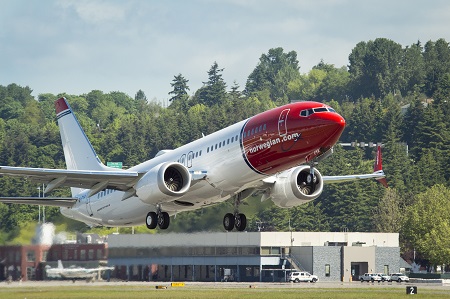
374 146 388 188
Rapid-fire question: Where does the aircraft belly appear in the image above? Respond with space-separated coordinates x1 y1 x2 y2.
93 196 152 226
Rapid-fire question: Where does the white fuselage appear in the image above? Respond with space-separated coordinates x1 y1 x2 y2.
61 120 260 227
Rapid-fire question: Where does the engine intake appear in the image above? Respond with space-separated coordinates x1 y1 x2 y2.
270 165 323 208
135 162 191 205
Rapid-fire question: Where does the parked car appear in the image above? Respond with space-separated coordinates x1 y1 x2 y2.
390 273 409 282
288 271 319 283
375 273 391 282
359 273 382 282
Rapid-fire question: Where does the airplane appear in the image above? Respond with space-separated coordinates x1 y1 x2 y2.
0 97 386 231
45 260 114 280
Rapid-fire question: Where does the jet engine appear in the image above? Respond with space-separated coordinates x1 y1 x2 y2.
270 166 324 208
134 162 191 205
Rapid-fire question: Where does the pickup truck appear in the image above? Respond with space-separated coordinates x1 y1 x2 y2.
288 271 319 283
359 273 382 282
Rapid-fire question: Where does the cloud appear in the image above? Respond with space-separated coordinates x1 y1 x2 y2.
57 0 126 24
1 0 449 101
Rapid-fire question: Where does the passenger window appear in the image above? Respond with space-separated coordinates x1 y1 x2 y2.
259 125 263 132
263 124 266 131
251 128 254 135
215 144 218 150
231 136 234 142
227 139 230 144
199 150 202 156
222 141 225 146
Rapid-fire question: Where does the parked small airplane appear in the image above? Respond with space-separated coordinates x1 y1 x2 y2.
0 98 386 231
45 260 114 280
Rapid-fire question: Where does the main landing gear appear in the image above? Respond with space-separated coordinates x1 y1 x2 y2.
146 207 170 230
223 192 247 231
223 212 247 231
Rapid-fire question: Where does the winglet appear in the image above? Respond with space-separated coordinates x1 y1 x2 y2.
374 146 388 188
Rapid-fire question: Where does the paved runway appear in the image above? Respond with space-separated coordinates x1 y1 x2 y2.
2 280 450 290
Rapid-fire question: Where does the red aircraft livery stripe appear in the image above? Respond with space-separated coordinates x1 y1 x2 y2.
240 102 346 175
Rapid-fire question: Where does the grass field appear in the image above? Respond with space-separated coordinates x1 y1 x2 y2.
1 284 450 299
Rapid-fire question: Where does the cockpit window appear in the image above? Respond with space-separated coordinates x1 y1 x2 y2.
313 107 328 113
300 107 337 117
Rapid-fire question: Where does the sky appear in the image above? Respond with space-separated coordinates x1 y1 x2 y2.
1 0 450 104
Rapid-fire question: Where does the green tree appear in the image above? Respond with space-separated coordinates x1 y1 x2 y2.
195 62 227 107
373 188 404 233
423 39 450 97
401 41 425 95
245 47 300 103
404 185 450 266
169 73 190 102
349 38 404 98
135 89 147 102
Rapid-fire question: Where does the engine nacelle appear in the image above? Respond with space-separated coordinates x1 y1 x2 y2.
134 162 191 205
270 166 324 208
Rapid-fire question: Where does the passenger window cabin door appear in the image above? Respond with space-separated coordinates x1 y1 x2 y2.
278 109 290 137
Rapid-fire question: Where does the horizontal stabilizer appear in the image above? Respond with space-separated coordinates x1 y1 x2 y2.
0 166 139 191
323 170 385 184
0 197 77 208
323 145 387 187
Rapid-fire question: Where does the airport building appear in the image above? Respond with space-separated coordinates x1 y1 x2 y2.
0 234 108 281
107 231 400 282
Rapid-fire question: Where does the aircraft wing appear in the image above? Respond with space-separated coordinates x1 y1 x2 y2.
0 165 140 193
84 267 115 273
0 197 77 208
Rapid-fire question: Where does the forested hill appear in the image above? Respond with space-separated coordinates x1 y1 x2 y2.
1 38 450 263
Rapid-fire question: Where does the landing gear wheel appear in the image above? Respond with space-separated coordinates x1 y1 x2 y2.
223 213 235 231
158 212 170 229
146 212 157 229
235 213 247 231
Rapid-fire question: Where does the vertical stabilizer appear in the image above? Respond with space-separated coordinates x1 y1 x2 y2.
374 145 388 188
57 260 64 269
55 97 110 195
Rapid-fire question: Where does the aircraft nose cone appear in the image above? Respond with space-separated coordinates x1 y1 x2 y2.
321 111 346 129
334 113 346 129
318 111 346 144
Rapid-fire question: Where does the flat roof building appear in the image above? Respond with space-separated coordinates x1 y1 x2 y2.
108 231 399 282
